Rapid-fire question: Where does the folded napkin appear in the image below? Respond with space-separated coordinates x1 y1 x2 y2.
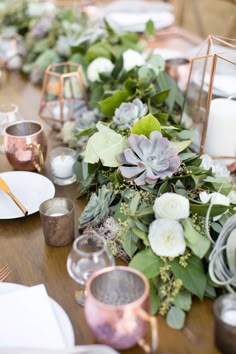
0 284 66 349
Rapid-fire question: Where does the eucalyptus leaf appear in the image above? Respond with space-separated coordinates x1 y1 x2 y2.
170 140 191 153
174 290 192 311
149 280 160 315
150 90 170 105
145 19 155 36
132 228 149 246
171 255 207 299
129 248 164 279
190 203 229 217
129 194 141 215
166 306 185 330
183 218 211 258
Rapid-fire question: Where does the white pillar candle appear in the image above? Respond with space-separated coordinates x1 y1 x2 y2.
205 98 236 157
222 309 236 326
51 154 75 179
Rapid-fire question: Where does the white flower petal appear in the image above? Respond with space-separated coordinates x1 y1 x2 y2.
199 191 211 204
122 49 145 72
153 193 190 220
87 57 114 82
211 192 230 206
228 191 236 204
148 219 186 257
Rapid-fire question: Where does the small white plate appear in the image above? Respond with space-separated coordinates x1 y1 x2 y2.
0 171 55 219
0 283 75 347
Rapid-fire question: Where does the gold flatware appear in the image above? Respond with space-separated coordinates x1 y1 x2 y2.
0 264 12 282
0 177 28 216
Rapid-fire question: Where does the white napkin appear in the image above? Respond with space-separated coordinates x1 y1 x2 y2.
0 284 66 349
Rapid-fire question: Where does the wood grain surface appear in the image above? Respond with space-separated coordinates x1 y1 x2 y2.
0 48 221 354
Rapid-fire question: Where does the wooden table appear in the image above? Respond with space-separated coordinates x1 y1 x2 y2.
0 47 220 354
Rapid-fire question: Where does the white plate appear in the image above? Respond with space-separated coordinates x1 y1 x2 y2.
152 48 187 60
0 171 55 219
0 283 75 347
105 11 174 32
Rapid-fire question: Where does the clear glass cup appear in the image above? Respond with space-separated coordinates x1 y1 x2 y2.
67 233 115 306
50 146 77 186
0 104 22 136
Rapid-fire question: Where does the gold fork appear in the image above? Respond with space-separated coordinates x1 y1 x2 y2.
0 177 28 216
0 264 12 282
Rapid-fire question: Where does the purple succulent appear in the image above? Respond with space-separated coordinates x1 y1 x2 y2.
117 131 180 186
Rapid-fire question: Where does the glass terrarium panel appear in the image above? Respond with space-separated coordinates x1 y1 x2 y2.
212 55 236 98
181 55 214 152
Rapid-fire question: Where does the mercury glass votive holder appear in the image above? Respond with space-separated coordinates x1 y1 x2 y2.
39 197 75 247
213 294 236 354
50 146 77 186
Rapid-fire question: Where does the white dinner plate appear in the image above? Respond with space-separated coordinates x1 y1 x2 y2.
0 283 75 347
105 11 175 32
0 171 55 219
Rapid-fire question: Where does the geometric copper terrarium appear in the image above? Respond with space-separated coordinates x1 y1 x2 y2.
181 35 236 170
39 62 89 130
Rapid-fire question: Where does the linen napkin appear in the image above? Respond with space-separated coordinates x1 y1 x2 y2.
0 284 66 349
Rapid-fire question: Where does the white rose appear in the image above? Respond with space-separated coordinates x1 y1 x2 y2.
122 49 145 72
153 193 190 220
199 191 230 206
211 192 230 206
87 57 114 82
148 218 186 257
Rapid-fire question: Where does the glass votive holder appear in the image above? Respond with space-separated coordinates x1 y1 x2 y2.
50 146 77 186
213 294 236 354
39 197 75 247
0 103 22 136
165 57 190 92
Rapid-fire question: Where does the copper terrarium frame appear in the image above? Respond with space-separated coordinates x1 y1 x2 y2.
181 35 236 170
38 62 89 129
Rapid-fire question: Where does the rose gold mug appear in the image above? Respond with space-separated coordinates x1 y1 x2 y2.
85 266 158 353
3 120 47 172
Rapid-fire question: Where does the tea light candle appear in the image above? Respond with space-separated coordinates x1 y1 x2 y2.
205 98 236 158
51 154 75 179
222 309 236 326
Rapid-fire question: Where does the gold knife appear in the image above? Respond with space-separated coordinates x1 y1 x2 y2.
0 177 28 216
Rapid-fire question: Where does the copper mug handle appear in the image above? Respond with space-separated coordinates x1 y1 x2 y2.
138 309 158 354
31 142 45 173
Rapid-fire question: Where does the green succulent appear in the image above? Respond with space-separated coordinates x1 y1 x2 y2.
79 182 115 228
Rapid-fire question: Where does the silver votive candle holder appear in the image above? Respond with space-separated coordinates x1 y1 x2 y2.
213 294 236 354
39 197 75 247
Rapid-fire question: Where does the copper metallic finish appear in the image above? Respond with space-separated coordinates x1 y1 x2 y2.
85 266 158 353
3 120 47 172
38 62 89 129
39 198 75 247
181 35 236 170
165 57 190 92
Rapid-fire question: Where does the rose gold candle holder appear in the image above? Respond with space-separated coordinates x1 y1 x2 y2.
181 35 236 171
38 62 89 130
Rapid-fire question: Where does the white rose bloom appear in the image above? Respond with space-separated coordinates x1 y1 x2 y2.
199 191 230 206
87 58 114 82
199 191 211 204
122 49 145 72
148 218 186 257
153 193 190 220
211 192 230 206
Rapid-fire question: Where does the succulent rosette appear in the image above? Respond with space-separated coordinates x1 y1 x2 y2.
112 98 148 130
117 131 181 186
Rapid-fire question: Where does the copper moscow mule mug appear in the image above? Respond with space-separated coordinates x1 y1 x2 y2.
3 120 47 172
85 266 158 353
